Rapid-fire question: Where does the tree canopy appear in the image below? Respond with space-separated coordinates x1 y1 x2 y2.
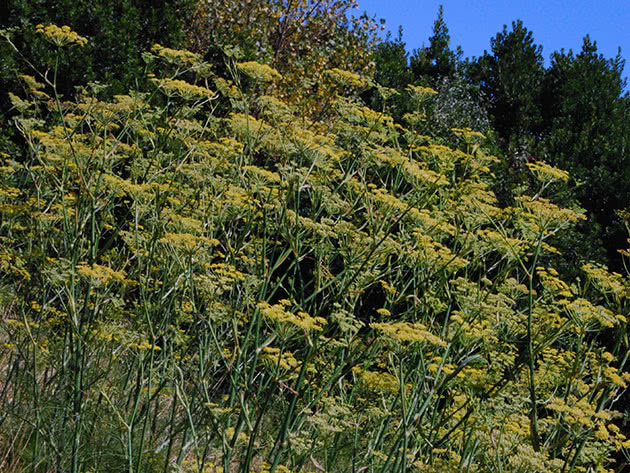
467 20 545 151
410 5 461 85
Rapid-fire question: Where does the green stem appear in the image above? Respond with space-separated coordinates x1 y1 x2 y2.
527 234 544 452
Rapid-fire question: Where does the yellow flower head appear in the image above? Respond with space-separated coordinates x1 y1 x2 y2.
76 263 126 285
451 127 485 142
325 68 369 88
236 61 282 82
406 84 438 100
151 44 200 66
526 160 570 183
36 24 88 47
370 321 447 347
151 78 215 100
257 301 327 331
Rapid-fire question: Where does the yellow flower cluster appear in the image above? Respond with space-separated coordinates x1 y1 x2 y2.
243 165 282 184
352 366 400 393
476 228 526 259
403 160 449 186
565 298 621 328
454 181 503 225
257 301 327 331
258 95 293 122
526 160 570 183
370 321 447 347
214 77 241 99
151 43 200 66
416 143 468 165
375 308 391 317
450 311 497 343
36 24 88 47
451 127 485 142
102 175 152 198
159 232 220 251
546 395 611 430
284 209 335 239
76 263 127 285
411 230 469 271
191 263 248 300
18 75 49 99
536 266 574 298
582 263 629 300
131 340 162 351
406 84 438 101
516 196 586 230
602 366 630 388
261 347 300 372
229 113 274 142
259 464 294 473
223 426 249 446
236 61 282 82
151 78 215 99
325 68 369 88
191 138 244 166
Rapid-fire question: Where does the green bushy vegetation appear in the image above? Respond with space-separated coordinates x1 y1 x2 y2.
372 10 630 278
1 5 630 473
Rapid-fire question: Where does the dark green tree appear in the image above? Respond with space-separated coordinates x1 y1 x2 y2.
410 5 461 85
467 20 544 152
362 27 413 117
1 0 195 100
0 0 196 163
540 36 629 269
373 27 413 91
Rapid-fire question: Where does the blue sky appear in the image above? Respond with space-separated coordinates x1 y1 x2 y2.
356 0 629 75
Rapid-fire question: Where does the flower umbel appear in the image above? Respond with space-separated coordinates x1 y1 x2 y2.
258 301 327 331
36 24 88 47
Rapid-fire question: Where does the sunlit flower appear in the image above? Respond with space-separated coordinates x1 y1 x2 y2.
36 24 88 47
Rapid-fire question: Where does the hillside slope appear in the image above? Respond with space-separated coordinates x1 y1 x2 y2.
1 26 630 473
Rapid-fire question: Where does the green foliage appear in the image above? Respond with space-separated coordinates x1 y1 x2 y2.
373 28 414 91
539 36 630 270
184 0 380 118
467 20 545 151
1 21 630 473
0 0 195 100
410 5 462 86
362 28 413 120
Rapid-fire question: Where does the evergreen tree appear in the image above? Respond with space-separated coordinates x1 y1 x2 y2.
467 20 544 152
540 36 629 269
373 27 413 91
410 5 460 85
364 27 413 117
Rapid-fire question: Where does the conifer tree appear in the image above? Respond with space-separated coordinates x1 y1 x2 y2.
467 20 544 152
540 36 629 269
373 27 413 91
410 5 460 85
364 27 413 117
